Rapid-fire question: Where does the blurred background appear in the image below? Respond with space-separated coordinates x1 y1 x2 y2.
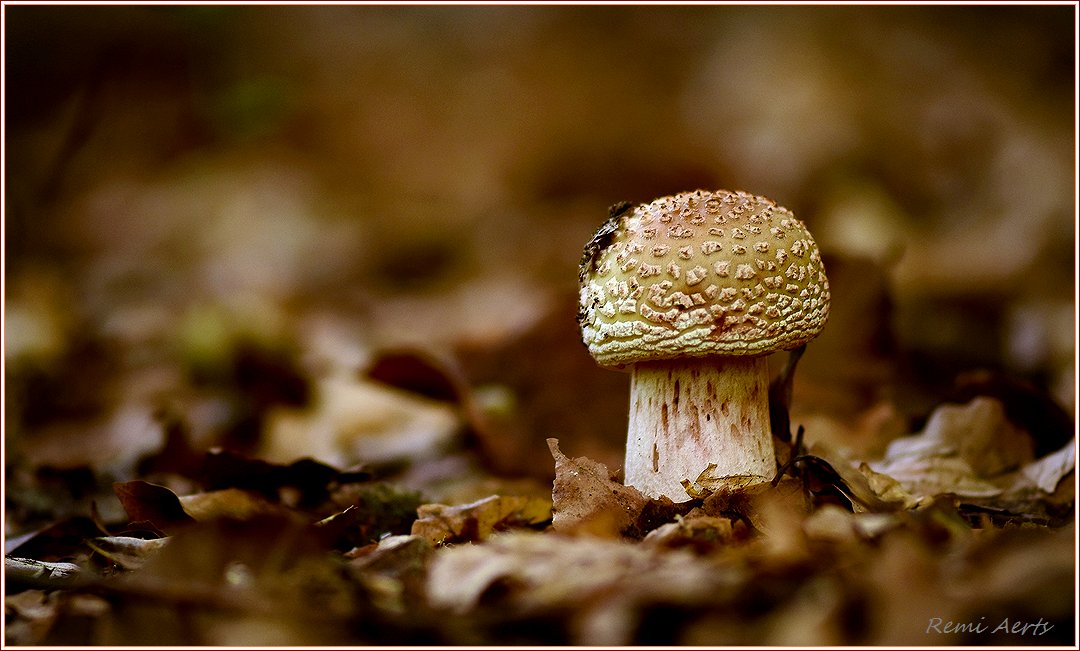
4 5 1075 512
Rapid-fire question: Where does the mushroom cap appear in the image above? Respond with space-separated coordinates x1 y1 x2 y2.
578 189 831 368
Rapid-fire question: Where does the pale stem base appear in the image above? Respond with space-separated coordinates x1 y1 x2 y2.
624 356 775 501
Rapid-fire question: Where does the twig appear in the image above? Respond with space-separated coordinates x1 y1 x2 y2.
5 556 91 590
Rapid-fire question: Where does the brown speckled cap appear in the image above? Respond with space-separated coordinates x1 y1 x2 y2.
578 189 831 368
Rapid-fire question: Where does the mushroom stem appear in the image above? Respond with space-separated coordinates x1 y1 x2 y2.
624 356 775 501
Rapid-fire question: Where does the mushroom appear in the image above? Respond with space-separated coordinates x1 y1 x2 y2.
577 189 830 501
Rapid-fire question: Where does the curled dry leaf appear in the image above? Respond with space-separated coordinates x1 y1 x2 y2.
178 488 290 522
874 397 1032 484
1009 438 1075 494
200 449 366 508
5 516 106 562
775 442 911 513
349 534 433 573
868 397 1069 506
113 481 196 534
87 536 171 571
642 514 737 552
115 480 295 532
348 534 434 616
855 462 920 510
259 371 462 469
548 438 648 538
683 464 765 498
365 349 464 403
425 531 741 645
411 494 552 544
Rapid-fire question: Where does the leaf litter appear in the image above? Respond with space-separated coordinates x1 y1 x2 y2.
5 339 1075 646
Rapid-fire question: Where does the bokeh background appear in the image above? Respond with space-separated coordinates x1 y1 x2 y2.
5 5 1075 502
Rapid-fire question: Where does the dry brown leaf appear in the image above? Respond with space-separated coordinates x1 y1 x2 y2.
869 397 1033 500
548 438 648 538
87 536 170 570
261 373 462 469
801 504 860 545
113 481 196 534
411 494 552 544
759 574 849 646
103 516 358 645
867 397 1074 517
349 534 433 573
642 514 737 552
348 534 434 616
683 464 767 498
724 479 814 561
1008 438 1075 495
424 531 741 645
801 442 915 512
4 590 61 645
178 488 286 522
855 462 920 510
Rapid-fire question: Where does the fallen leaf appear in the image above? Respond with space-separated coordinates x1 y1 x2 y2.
349 534 433 574
682 464 765 498
104 515 359 645
112 481 195 534
200 449 364 508
424 531 743 645
260 373 462 468
411 494 552 544
1009 438 1075 494
642 514 737 552
365 349 464 403
178 488 288 522
876 456 1004 501
801 504 859 545
4 590 60 645
5 517 105 561
869 397 1035 502
348 534 434 616
948 370 1074 457
548 438 650 538
86 536 170 571
855 462 920 510
865 397 1075 525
